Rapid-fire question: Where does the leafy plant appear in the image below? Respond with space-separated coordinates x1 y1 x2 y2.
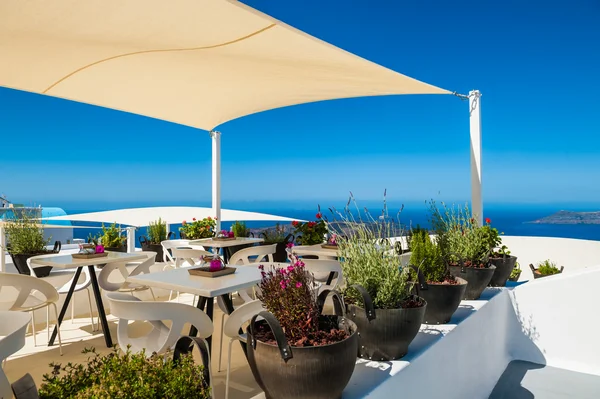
509 262 521 279
491 244 511 258
481 217 502 252
3 208 50 255
38 346 210 399
179 217 216 239
231 221 249 238
100 223 126 248
292 210 328 245
147 218 167 244
409 229 446 282
536 259 561 275
428 200 488 267
406 224 429 252
260 223 288 244
333 193 415 309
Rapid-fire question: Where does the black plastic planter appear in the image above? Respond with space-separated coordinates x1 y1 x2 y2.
9 241 61 278
448 265 496 300
530 263 564 279
488 255 518 287
139 232 175 262
346 285 426 361
418 278 468 324
260 234 294 262
247 311 357 399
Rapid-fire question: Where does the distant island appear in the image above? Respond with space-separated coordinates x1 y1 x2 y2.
528 210 600 225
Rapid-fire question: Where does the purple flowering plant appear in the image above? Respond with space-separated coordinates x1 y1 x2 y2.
256 258 321 345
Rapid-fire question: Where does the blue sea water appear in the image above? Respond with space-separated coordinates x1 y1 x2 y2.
64 203 600 246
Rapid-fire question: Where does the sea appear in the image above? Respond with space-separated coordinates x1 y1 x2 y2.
64 202 600 245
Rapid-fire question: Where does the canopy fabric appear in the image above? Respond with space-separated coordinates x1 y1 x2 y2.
0 0 450 131
42 207 301 227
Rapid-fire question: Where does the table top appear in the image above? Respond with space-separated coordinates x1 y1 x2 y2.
291 244 339 258
30 251 146 268
188 237 264 248
127 265 261 297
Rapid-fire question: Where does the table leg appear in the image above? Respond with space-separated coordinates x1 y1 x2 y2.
189 296 207 337
87 265 113 347
189 296 213 350
49 267 82 346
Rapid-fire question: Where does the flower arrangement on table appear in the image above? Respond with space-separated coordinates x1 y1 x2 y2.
79 243 105 255
209 257 224 272
215 230 235 239
179 217 216 239
292 211 328 245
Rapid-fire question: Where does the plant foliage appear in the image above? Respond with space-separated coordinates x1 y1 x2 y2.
292 209 328 245
536 259 561 275
38 346 210 399
409 229 446 282
147 218 167 244
4 208 50 255
231 221 249 238
260 223 288 244
179 217 216 239
100 223 126 248
332 192 414 309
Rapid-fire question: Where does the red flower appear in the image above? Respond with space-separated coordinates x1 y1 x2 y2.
207 216 212 220
316 212 322 219
308 221 316 227
485 218 491 224
192 218 196 221
292 221 299 227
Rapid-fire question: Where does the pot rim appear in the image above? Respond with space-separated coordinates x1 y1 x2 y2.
250 316 357 350
347 298 427 312
449 264 497 271
426 276 468 286
489 254 517 260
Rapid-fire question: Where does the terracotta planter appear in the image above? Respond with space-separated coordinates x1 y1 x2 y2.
488 255 518 287
529 263 564 279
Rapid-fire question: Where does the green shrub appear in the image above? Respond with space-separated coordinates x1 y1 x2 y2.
536 259 561 275
509 262 521 279
39 347 210 399
179 217 215 239
100 223 126 248
406 224 429 251
147 218 167 244
4 208 49 255
261 223 288 244
231 221 249 238
409 229 445 282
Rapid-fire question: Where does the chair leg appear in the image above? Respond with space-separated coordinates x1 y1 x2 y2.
46 306 50 343
149 288 156 301
218 312 225 372
52 303 63 356
31 311 37 346
71 294 76 324
86 288 96 331
225 339 234 399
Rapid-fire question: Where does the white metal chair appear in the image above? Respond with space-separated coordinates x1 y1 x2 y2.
0 273 63 355
222 300 264 399
27 254 97 331
0 311 31 399
97 251 158 300
105 292 214 354
300 258 344 294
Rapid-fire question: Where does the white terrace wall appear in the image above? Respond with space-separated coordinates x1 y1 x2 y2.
501 236 600 281
508 265 600 376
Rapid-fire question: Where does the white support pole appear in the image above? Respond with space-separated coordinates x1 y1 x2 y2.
0 225 6 272
469 90 483 226
210 130 222 232
126 227 136 253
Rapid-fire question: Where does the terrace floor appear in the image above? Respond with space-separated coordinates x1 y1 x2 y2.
489 360 600 399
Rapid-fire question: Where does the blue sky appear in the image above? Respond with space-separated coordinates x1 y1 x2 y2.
1 0 599 210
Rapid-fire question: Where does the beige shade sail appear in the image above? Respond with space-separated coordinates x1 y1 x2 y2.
0 0 450 131
42 207 303 227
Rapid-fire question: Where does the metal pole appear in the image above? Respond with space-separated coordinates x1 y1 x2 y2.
126 226 136 253
0 224 6 272
469 90 483 226
210 130 222 232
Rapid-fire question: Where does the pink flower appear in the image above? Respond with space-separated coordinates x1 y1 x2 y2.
95 245 105 254
208 216 212 220
280 280 287 290
258 264 264 270
286 243 294 248
295 282 302 288
182 220 187 225
287 265 294 272
228 231 235 238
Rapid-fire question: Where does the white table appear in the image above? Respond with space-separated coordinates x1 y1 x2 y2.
31 251 146 348
127 265 261 350
189 237 264 262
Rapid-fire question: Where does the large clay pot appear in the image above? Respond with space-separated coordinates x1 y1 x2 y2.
346 285 425 361
488 255 518 287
